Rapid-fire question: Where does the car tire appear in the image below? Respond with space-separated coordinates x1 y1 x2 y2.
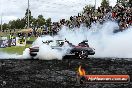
78 50 88 59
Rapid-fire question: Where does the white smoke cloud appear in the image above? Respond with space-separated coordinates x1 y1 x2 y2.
57 21 132 58
30 21 132 59
0 48 31 59
0 21 132 59
36 44 63 60
31 36 72 60
0 52 19 59
21 48 31 59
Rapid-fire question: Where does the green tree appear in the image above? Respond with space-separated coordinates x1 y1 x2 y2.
9 18 26 29
20 18 26 29
2 23 9 31
9 20 16 29
37 15 45 28
129 0 132 7
101 0 109 8
32 18 37 27
24 9 33 28
46 18 51 27
0 24 2 31
15 19 24 29
45 18 52 33
83 5 94 14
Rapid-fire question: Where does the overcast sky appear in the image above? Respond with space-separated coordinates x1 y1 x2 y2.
0 0 116 23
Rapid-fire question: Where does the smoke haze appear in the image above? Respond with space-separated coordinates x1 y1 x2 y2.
57 21 132 58
0 21 132 59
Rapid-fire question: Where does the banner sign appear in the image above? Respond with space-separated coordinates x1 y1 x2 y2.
0 37 26 48
0 38 16 48
16 37 26 46
11 38 16 46
0 40 8 48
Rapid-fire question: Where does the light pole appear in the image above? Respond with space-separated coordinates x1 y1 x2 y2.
0 14 2 31
95 0 96 9
27 0 30 28
0 0 2 31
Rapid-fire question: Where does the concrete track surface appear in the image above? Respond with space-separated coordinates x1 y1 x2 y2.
0 58 132 88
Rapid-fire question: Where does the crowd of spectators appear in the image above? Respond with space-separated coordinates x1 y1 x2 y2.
112 3 131 31
1 1 131 38
46 1 131 35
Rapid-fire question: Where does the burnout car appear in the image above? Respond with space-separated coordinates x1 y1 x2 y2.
29 39 95 59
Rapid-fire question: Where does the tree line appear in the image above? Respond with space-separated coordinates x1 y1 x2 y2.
0 9 52 31
1 0 131 31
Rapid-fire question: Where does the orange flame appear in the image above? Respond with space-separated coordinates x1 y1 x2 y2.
78 66 86 76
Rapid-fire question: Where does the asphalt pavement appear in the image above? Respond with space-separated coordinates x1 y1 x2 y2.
0 58 132 88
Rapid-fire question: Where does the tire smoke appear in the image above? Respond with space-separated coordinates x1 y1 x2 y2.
0 48 31 59
0 21 132 59
58 21 132 58
31 36 72 60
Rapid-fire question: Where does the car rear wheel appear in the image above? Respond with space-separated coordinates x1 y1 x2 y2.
78 51 88 59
